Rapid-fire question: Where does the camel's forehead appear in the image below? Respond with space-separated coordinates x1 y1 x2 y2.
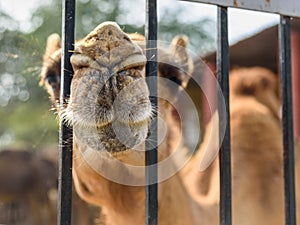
81 22 131 47
74 21 144 67
93 21 121 34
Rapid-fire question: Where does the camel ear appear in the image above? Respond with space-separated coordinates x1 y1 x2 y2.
156 35 194 104
169 35 194 88
230 67 276 96
44 33 61 59
40 34 62 104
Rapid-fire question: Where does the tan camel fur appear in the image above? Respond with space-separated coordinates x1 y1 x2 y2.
182 67 300 225
40 22 201 225
41 21 300 225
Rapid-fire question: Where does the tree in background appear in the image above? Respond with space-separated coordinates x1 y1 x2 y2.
0 0 215 149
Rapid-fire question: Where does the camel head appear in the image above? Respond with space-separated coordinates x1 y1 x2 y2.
40 22 193 176
230 66 280 119
40 33 62 103
63 22 151 153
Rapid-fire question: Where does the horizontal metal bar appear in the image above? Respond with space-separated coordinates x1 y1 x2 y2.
217 6 232 225
145 0 158 224
279 16 297 225
57 0 75 225
180 0 300 17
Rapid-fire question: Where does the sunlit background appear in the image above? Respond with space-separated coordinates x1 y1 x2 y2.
0 0 279 150
0 1 284 224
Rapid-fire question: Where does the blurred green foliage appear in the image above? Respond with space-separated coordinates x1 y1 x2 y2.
0 0 214 150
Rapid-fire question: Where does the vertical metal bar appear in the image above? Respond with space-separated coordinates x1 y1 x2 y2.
57 0 75 225
217 6 232 225
145 0 158 225
279 16 296 225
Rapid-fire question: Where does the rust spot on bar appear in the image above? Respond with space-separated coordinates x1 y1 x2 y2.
266 0 270 3
233 0 238 7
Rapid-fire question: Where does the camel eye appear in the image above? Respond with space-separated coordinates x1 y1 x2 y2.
131 65 144 71
169 75 182 86
118 63 145 73
45 72 58 86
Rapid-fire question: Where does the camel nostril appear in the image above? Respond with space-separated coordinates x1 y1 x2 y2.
124 36 130 41
108 30 112 36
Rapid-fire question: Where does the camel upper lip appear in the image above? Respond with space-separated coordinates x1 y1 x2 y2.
70 52 146 73
112 53 146 73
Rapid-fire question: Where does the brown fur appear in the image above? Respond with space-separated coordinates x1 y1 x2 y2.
0 149 57 225
182 67 300 225
41 22 300 225
41 22 200 225
0 148 100 225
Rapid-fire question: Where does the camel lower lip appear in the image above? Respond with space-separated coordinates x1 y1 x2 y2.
68 70 152 128
73 119 149 152
75 117 150 129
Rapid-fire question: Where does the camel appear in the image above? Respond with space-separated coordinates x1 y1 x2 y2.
40 21 300 225
40 22 201 225
181 66 300 225
0 149 97 225
0 149 57 225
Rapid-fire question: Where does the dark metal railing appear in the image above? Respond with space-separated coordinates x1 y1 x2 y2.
58 0 75 225
57 1 297 225
145 0 158 225
279 16 297 225
217 6 232 225
185 2 297 225
58 1 159 225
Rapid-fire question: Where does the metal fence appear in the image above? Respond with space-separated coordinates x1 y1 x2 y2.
58 0 298 225
58 1 159 225
58 1 75 225
182 2 297 225
145 1 159 225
